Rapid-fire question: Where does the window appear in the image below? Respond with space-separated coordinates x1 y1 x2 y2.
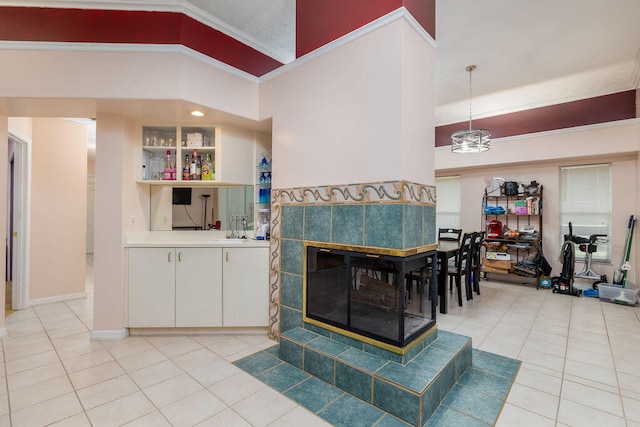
559 163 611 262
435 176 461 230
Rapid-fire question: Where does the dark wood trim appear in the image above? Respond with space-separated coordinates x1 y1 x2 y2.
435 90 637 147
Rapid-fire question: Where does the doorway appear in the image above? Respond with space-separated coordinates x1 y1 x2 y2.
7 134 30 312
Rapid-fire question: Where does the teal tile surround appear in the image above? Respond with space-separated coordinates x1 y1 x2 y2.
234 329 521 427
270 181 437 341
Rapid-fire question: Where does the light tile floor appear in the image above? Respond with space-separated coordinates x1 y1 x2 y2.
0 258 639 426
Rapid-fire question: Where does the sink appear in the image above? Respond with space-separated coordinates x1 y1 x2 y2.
210 238 250 244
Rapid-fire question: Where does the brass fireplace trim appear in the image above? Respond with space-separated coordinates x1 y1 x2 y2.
303 316 438 355
302 241 437 355
304 241 437 258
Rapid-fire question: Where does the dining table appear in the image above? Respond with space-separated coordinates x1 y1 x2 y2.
436 240 461 314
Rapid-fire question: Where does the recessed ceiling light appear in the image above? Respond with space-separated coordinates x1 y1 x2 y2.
190 110 205 117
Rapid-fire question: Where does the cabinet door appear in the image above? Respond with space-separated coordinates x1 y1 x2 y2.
215 127 254 185
223 247 269 327
128 248 175 327
175 247 223 327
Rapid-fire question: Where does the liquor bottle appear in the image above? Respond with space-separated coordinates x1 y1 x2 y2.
163 150 172 180
201 154 211 180
182 154 190 180
207 153 214 180
190 150 198 180
196 155 202 180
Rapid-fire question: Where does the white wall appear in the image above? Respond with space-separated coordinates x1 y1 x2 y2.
29 118 87 301
0 50 259 120
260 19 436 189
436 119 640 286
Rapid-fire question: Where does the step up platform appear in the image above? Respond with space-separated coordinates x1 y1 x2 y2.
277 327 471 426
234 329 521 426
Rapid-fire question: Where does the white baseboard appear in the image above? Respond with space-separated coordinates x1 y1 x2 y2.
29 292 87 306
91 329 129 341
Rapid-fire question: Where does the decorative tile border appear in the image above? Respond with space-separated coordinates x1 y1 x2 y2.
277 180 436 205
267 180 436 341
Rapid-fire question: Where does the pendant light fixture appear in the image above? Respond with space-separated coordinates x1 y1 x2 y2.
451 65 491 153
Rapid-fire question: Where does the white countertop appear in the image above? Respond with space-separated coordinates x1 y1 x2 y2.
124 231 271 248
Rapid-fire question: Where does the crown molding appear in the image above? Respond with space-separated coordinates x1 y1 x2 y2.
0 0 293 65
0 41 261 83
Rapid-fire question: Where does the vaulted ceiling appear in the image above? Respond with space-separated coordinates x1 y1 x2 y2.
3 0 640 126
182 0 640 125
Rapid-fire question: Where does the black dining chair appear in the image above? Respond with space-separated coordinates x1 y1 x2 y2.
448 232 475 306
438 228 463 244
468 231 484 299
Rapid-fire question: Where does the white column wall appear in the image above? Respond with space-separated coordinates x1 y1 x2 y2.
93 115 142 336
261 20 407 189
400 20 436 186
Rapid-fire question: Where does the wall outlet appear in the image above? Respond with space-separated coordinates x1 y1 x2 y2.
129 215 135 228
241 215 248 227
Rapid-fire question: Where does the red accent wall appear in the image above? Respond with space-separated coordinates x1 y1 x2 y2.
296 0 435 58
0 6 283 77
404 0 436 39
435 91 638 147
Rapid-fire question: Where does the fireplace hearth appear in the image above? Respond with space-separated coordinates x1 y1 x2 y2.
304 243 437 351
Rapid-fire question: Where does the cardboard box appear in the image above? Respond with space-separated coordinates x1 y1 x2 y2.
482 258 512 270
482 265 510 274
485 252 510 261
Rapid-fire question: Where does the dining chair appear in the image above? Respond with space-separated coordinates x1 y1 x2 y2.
467 231 484 300
438 228 463 244
447 232 474 306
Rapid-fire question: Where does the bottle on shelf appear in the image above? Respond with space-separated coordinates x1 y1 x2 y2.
189 150 198 180
182 154 190 180
207 153 214 180
202 153 211 180
163 150 176 181
196 155 202 181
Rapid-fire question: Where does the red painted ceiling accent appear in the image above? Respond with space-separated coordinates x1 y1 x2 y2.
0 6 283 77
296 0 436 58
403 0 436 39
435 91 637 147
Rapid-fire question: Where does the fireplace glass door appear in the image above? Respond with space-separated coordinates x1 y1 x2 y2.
305 246 436 348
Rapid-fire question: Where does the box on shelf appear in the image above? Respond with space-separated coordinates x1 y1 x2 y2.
186 132 203 147
482 258 512 274
598 283 639 306
485 252 510 260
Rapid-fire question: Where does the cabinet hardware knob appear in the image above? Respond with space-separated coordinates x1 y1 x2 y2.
178 252 182 262
168 252 172 262
226 252 229 262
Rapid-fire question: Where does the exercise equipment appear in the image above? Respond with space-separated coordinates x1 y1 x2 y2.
566 223 608 286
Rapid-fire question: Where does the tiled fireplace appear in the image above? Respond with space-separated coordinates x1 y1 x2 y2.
268 180 437 347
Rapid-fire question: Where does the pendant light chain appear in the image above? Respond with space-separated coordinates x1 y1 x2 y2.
467 65 475 131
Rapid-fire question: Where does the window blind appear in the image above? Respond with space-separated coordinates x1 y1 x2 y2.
559 163 611 262
436 176 461 230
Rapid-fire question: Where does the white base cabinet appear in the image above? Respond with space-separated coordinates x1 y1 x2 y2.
223 247 269 327
127 245 268 329
128 248 176 327
176 248 223 327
